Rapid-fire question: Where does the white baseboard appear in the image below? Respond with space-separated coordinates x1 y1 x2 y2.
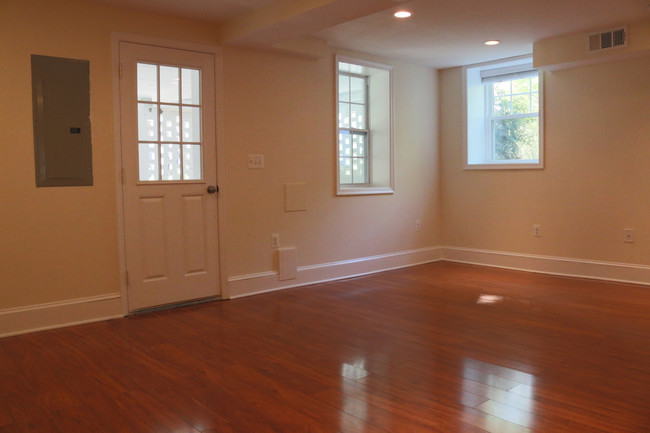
0 294 124 338
228 246 444 299
442 246 650 286
229 245 650 300
4 245 648 337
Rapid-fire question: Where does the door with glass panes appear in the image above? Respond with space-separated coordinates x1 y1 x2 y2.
119 42 220 311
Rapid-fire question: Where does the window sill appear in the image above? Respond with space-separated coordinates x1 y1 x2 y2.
337 186 394 196
464 161 543 170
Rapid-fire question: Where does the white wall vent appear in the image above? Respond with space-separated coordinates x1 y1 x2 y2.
589 27 627 52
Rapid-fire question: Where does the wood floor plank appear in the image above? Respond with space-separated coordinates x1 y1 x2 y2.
2 261 650 432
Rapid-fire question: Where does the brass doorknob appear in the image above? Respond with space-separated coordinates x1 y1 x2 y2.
207 185 218 194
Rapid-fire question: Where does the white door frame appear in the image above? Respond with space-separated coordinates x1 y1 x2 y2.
111 33 229 315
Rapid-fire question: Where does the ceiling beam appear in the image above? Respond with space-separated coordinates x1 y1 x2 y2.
218 0 408 49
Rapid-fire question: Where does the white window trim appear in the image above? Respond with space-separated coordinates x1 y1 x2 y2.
462 55 544 170
336 55 394 196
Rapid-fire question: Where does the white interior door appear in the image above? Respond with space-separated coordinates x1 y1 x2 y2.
119 42 220 312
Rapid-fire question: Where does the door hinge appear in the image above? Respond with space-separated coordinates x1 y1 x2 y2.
121 167 125 184
118 63 123 79
125 271 130 287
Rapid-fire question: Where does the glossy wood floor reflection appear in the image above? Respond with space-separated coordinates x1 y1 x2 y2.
3 262 650 432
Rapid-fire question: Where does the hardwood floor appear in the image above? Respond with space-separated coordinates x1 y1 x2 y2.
2 261 650 432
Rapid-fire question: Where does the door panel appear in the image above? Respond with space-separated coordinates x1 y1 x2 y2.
182 195 207 274
139 196 166 280
120 42 220 311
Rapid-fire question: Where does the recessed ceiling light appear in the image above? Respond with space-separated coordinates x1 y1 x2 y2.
484 40 501 46
394 10 412 18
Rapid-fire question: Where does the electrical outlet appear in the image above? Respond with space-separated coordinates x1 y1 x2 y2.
415 220 422 232
248 154 264 169
624 228 634 243
271 233 280 248
533 224 542 237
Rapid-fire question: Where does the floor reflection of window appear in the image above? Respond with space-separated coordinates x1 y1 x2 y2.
476 294 504 304
340 359 369 432
461 358 536 431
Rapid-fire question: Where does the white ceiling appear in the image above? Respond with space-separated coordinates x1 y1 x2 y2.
318 0 650 68
91 0 274 23
91 0 650 68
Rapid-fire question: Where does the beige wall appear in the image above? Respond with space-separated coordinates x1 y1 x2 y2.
0 0 218 309
0 0 439 309
222 47 440 277
440 56 650 265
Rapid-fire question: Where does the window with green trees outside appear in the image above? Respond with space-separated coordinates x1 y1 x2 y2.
464 56 543 169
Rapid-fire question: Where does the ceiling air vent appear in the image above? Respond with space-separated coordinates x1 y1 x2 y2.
589 27 627 52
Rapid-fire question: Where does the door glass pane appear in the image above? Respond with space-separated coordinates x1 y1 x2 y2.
182 106 201 142
182 68 200 105
138 143 159 181
138 103 158 141
183 144 202 180
137 64 157 102
160 66 179 103
160 105 180 142
160 143 181 180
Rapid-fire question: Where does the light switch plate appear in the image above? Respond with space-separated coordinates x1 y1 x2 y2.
248 154 264 169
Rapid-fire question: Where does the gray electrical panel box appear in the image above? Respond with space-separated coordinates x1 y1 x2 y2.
31 55 93 187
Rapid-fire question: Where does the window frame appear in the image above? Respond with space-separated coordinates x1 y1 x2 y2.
463 55 544 170
336 55 394 196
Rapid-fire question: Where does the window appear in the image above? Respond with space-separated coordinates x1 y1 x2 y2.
336 56 393 195
338 72 369 185
464 56 543 169
137 63 203 181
